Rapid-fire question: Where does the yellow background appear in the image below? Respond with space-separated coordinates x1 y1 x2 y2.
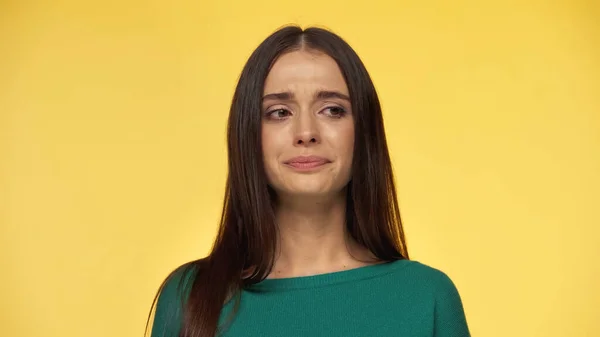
1 0 599 336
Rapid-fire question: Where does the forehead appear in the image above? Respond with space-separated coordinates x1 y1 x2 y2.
263 50 349 95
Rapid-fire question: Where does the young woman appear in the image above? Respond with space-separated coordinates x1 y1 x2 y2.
147 25 470 337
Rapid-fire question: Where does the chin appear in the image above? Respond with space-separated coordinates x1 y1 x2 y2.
289 189 331 197
269 174 350 199
281 182 346 199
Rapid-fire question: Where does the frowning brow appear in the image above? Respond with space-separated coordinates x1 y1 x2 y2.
316 90 350 102
262 90 350 102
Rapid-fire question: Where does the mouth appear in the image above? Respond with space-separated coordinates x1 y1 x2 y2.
283 156 331 170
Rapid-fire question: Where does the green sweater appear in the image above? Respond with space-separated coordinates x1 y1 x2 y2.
151 259 470 337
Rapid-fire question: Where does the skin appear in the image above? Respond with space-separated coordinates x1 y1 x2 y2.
261 49 376 279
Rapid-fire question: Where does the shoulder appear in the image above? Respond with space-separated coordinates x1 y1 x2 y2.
382 259 456 289
150 260 203 337
385 259 458 289
384 259 468 317
158 261 199 302
391 259 470 336
399 259 461 293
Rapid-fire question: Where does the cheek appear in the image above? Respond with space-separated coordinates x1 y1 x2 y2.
262 127 282 152
340 124 355 163
261 128 282 177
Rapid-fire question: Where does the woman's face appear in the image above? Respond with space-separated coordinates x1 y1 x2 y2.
261 49 355 200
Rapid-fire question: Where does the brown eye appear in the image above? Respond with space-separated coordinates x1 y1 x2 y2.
265 109 290 120
266 108 292 120
322 106 346 118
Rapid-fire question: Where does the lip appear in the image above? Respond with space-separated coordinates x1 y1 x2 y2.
283 156 331 170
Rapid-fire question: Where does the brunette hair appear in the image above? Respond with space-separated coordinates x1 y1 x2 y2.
146 24 409 337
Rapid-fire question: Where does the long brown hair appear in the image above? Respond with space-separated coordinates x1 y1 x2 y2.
146 25 409 337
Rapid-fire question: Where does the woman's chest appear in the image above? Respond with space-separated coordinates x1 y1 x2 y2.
218 291 433 337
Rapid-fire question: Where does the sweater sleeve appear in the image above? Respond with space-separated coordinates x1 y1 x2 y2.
432 272 471 337
150 265 195 337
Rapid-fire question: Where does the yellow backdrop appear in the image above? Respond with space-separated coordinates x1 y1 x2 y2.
1 0 598 336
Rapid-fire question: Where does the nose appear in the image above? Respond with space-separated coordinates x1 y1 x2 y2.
293 112 320 146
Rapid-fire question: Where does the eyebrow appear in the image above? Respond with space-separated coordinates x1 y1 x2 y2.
262 90 350 102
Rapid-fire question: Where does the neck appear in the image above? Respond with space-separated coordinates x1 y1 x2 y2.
268 191 376 279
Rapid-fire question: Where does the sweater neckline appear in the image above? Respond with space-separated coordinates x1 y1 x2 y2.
246 258 410 291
